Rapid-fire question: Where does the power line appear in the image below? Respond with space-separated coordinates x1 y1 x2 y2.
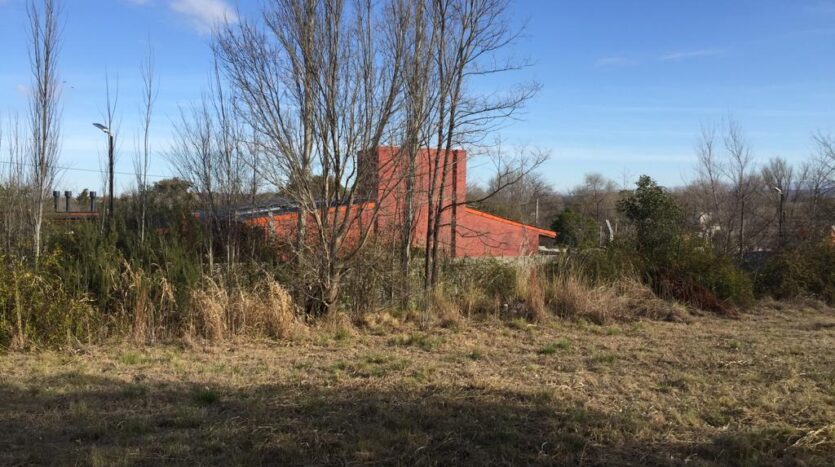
0 159 171 179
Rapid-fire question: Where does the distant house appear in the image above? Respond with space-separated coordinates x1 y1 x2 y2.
241 147 556 257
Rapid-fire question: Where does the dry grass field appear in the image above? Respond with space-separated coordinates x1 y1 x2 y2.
1 303 834 466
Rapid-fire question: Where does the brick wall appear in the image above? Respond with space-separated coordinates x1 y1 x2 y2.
247 147 556 257
367 147 554 257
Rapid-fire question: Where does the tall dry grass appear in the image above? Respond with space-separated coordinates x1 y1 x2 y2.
543 276 686 324
436 257 686 325
3 250 691 350
116 262 177 343
188 276 303 341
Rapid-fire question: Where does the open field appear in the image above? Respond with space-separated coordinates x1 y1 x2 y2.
1 304 834 466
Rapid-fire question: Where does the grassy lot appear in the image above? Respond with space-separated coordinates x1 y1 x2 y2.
1 303 834 466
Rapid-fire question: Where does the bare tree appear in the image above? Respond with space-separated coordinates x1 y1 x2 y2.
27 0 63 262
214 0 408 314
170 99 217 268
818 132 835 168
1 115 30 254
98 70 119 233
722 119 756 257
476 148 560 227
762 157 794 195
695 124 723 237
396 0 437 305
691 125 835 250
421 0 540 288
134 41 157 243
691 119 760 255
169 63 250 270
802 133 835 239
578 173 618 225
559 172 619 245
213 0 537 309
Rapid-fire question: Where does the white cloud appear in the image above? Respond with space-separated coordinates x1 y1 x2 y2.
594 57 639 68
659 49 726 62
124 0 237 34
168 0 237 34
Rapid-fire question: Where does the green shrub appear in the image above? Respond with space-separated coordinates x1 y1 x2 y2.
618 175 683 265
0 252 96 348
444 258 519 304
562 242 639 285
618 176 754 310
673 238 754 307
755 243 835 304
551 209 599 249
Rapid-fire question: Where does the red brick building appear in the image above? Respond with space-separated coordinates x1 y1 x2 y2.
246 147 556 257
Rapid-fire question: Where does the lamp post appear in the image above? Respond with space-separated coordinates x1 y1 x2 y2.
522 197 541 226
93 123 114 232
773 186 784 248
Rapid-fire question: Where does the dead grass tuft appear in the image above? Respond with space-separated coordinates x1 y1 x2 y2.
188 276 303 342
545 275 686 324
514 267 548 323
259 280 300 339
431 288 465 330
792 423 835 451
190 280 227 340
318 311 356 341
358 311 403 333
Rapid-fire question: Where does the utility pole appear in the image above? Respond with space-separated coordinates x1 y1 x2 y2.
535 198 540 226
93 123 115 233
774 186 785 248
523 197 541 226
739 199 745 260
108 132 114 230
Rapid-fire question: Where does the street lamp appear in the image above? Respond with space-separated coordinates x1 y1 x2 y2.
93 122 114 232
772 186 784 248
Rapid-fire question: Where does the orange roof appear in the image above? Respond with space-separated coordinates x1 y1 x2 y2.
465 207 557 238
242 202 558 239
52 211 100 220
243 202 377 226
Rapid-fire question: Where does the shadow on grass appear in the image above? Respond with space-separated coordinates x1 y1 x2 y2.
0 372 827 466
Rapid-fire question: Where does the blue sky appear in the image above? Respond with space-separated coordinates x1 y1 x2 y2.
1 0 834 193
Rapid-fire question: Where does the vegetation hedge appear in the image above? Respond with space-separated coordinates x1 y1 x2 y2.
755 243 835 304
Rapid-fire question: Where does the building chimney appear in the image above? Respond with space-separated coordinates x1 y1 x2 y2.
53 191 60 212
64 191 72 213
89 191 97 212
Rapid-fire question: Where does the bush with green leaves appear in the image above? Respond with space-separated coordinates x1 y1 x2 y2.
618 175 683 264
551 209 599 249
618 175 753 309
444 258 519 304
0 252 96 348
755 243 835 304
543 242 639 285
671 238 754 307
